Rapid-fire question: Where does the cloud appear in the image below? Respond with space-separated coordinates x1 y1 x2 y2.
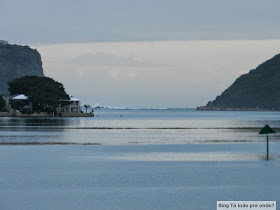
2 0 280 45
36 40 280 108
66 52 171 69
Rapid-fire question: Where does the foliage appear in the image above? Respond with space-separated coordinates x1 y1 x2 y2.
20 110 33 115
206 54 280 110
8 76 70 112
0 95 5 112
10 100 27 111
84 104 91 113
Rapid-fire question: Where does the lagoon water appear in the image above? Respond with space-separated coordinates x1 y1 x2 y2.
1 109 280 209
0 109 280 145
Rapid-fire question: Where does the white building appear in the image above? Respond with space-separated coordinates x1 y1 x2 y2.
9 94 33 114
0 40 8 45
7 94 92 117
56 95 81 115
10 94 82 115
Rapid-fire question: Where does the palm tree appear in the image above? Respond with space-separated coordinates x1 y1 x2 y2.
84 104 91 113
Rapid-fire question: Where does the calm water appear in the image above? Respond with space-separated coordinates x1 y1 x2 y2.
0 109 279 145
1 109 280 210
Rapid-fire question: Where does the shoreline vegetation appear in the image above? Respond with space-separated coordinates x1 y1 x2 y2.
0 43 94 118
0 76 94 118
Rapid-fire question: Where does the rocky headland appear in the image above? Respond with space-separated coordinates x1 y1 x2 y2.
0 41 44 94
197 54 280 111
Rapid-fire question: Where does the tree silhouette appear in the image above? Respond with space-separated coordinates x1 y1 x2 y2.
8 76 70 113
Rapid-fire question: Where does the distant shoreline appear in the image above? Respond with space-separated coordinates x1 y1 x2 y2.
196 106 279 111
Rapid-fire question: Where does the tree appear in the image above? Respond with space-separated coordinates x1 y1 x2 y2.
10 100 26 111
0 95 5 112
8 76 70 113
84 104 91 113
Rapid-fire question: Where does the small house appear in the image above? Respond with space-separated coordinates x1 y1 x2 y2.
9 94 33 114
56 95 81 115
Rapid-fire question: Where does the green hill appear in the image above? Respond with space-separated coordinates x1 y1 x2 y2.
0 42 44 94
198 54 280 111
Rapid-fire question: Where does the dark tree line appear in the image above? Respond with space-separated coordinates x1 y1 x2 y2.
0 95 5 111
8 76 70 113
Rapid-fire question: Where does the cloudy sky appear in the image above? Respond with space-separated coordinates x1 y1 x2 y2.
2 0 280 108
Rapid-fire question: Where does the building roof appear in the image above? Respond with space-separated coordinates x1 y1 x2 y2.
11 94 80 102
12 94 28 100
70 96 80 102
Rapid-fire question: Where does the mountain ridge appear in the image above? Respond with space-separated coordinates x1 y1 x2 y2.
0 42 44 94
197 54 280 111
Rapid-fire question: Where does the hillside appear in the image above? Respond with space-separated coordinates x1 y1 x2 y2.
197 54 280 111
0 42 44 94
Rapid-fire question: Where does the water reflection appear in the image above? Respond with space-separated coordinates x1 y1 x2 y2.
0 117 70 127
101 152 262 161
0 110 279 145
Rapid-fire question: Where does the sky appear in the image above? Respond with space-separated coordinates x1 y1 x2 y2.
1 0 280 108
